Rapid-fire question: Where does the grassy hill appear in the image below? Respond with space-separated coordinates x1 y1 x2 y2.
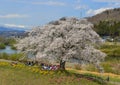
0 61 109 85
87 8 120 37
0 41 120 85
87 8 120 24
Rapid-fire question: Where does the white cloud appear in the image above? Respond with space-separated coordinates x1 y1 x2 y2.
75 5 87 10
113 3 120 6
4 24 26 28
0 14 28 18
93 0 120 2
87 7 111 15
31 1 65 6
12 0 66 6
74 0 88 10
108 2 120 7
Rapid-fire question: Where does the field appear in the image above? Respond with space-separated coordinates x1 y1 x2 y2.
0 42 120 85
66 42 120 85
101 42 120 74
0 61 114 85
81 42 120 75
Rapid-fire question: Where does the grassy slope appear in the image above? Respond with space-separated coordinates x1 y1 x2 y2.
67 68 120 84
0 42 119 85
66 42 120 85
0 61 108 85
100 42 120 75
82 42 120 74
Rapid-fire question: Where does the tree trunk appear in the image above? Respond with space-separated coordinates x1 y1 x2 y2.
60 60 66 70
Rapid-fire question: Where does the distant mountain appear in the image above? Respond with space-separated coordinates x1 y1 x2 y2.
0 26 28 38
0 26 25 32
87 8 120 24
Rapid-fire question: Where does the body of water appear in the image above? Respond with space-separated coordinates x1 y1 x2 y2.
0 46 19 54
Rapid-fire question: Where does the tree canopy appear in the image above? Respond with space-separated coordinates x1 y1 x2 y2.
16 17 106 71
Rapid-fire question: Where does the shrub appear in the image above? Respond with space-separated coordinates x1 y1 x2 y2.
49 21 60 25
11 45 17 50
60 17 66 21
74 64 82 70
0 43 5 49
0 53 9 59
0 53 24 61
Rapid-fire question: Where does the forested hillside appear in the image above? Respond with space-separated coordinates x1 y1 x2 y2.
87 8 120 38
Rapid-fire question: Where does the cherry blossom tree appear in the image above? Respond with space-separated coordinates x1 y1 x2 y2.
16 17 106 71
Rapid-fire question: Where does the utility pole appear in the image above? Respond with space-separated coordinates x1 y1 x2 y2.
80 10 82 19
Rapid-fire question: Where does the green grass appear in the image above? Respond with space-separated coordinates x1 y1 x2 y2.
0 61 109 85
100 42 120 75
85 42 120 75
67 68 120 85
0 53 24 61
0 41 119 85
10 45 17 50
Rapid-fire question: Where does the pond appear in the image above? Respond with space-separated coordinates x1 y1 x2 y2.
0 46 19 54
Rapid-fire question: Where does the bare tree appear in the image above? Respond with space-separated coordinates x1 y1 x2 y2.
16 17 106 71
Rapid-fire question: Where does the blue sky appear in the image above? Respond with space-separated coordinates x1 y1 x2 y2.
0 0 120 29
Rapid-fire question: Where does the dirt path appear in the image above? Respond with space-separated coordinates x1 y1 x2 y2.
66 68 120 78
66 68 120 85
